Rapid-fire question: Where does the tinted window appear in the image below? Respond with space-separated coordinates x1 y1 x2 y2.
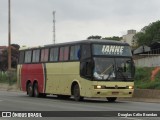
64 46 69 61
59 46 69 61
70 45 80 60
24 50 32 63
32 49 40 62
41 48 49 62
49 47 59 62
19 51 25 64
59 47 64 61
81 44 91 59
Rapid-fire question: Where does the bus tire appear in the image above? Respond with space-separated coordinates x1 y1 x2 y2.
106 97 117 102
27 83 34 97
33 83 40 97
73 84 83 101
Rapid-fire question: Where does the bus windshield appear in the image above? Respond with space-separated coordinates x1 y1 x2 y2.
93 57 134 81
92 44 132 57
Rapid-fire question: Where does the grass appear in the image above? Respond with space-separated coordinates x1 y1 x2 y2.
0 71 17 85
134 67 160 89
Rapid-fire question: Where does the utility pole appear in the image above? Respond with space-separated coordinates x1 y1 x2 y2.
8 0 11 70
53 11 56 44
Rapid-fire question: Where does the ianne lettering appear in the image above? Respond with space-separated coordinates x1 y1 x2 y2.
102 45 124 55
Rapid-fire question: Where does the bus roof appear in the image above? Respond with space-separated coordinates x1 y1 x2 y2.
19 39 129 50
19 45 44 50
45 39 129 47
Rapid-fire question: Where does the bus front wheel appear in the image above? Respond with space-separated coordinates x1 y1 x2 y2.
27 83 34 97
73 84 83 101
106 97 117 102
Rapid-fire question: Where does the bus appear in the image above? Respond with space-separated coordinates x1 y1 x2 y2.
17 39 135 102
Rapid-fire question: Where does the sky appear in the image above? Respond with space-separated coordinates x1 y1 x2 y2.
0 0 160 47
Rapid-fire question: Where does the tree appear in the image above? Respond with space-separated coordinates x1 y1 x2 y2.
103 36 122 41
0 44 20 71
87 35 102 39
134 20 160 46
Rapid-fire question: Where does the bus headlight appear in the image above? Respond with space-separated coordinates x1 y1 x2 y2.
128 86 134 89
97 85 102 89
94 85 105 89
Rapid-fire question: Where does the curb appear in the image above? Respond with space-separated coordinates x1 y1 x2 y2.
118 98 160 103
133 89 160 99
118 89 160 103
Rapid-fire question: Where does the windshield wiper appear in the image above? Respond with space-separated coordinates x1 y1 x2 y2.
104 65 115 81
100 64 113 75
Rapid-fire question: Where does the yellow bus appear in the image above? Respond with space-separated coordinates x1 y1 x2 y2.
17 39 135 102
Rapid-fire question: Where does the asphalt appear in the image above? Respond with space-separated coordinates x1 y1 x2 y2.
0 91 160 120
1 83 160 103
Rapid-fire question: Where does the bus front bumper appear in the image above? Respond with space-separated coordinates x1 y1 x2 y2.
90 89 134 98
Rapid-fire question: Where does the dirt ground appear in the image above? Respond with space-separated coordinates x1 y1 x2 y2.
0 83 19 91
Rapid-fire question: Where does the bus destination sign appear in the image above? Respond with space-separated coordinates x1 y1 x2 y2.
102 45 124 55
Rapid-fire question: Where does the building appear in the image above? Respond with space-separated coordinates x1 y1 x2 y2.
133 42 160 67
121 29 136 46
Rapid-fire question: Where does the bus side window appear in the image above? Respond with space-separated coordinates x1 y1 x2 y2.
19 51 25 64
64 46 69 61
41 48 49 62
59 46 69 61
24 50 32 63
49 47 58 62
32 49 40 63
81 44 91 60
70 45 80 60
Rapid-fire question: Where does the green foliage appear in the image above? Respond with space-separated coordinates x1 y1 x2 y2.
134 20 160 46
134 67 160 89
135 79 160 89
87 35 122 41
87 35 102 39
0 71 17 85
0 44 19 70
103 36 122 41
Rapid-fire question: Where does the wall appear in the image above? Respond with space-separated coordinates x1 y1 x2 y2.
134 55 160 67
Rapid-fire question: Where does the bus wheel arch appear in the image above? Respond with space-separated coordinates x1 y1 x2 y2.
26 80 34 97
71 81 83 101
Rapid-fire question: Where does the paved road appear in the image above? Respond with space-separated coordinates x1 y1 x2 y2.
0 91 159 120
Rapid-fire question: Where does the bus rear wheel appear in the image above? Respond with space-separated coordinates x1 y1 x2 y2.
33 83 46 98
27 83 34 97
33 83 40 97
73 84 83 101
106 97 117 102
